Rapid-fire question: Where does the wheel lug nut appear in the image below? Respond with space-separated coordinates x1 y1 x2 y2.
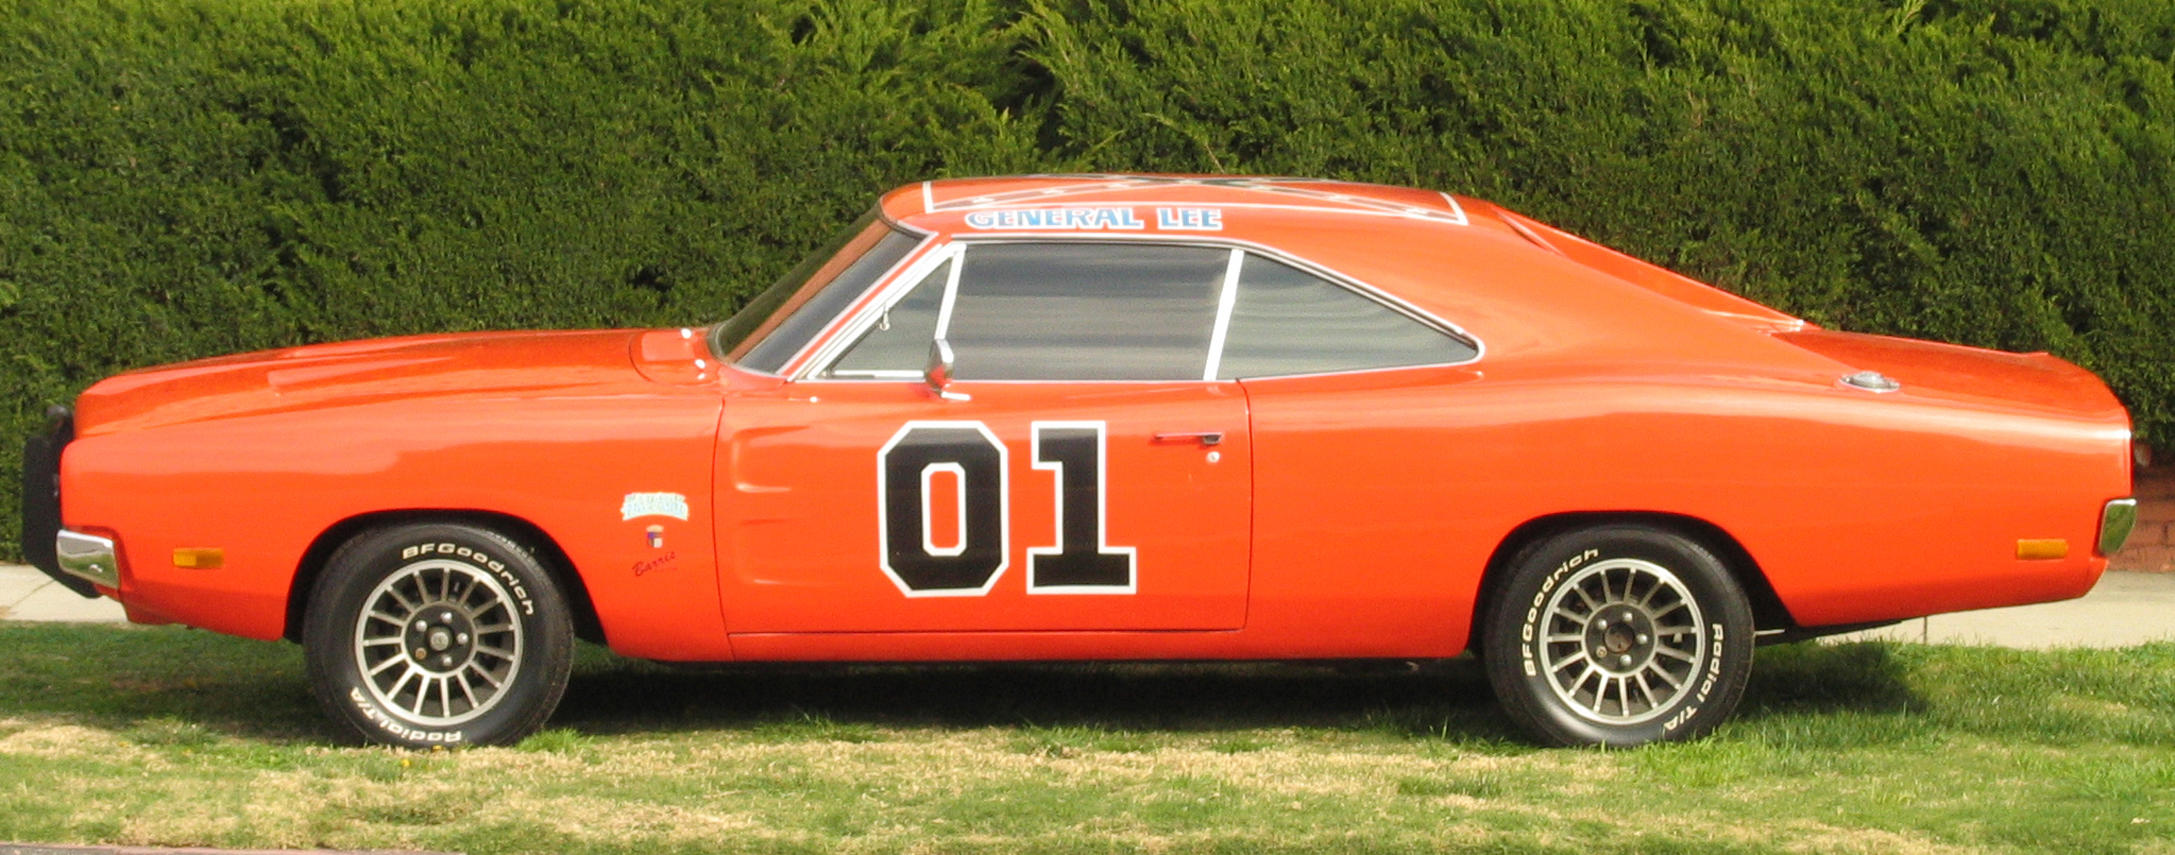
414 621 427 631
413 648 426 660
1595 619 1608 630
1637 633 1650 645
440 611 454 622
1595 647 1607 658
1619 654 1633 667
457 633 470 644
440 655 453 667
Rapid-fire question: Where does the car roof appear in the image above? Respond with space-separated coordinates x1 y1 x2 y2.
861 175 1843 382
878 175 1803 335
883 174 1484 231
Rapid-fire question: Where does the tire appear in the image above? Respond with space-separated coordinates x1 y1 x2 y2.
1482 525 1754 747
303 523 574 747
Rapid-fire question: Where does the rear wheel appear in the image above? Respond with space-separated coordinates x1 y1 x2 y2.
303 523 572 747
1483 525 1753 747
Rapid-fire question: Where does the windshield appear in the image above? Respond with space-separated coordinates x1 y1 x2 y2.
710 209 923 374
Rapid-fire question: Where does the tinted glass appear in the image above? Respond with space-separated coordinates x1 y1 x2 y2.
724 221 922 374
714 210 887 363
828 259 952 375
946 243 1227 381
1216 254 1476 379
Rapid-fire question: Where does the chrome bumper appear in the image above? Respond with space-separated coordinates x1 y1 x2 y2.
55 530 118 589
2100 498 2138 556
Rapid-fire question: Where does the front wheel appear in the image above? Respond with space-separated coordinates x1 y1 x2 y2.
1482 525 1754 747
303 523 573 747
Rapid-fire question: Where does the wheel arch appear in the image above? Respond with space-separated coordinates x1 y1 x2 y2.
285 510 606 646
1470 511 1794 654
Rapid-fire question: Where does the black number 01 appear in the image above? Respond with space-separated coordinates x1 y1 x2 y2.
877 420 1136 596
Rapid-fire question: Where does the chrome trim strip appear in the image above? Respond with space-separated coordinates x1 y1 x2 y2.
1201 248 1245 381
55 529 118 589
791 242 962 380
2100 498 2138 556
768 230 940 377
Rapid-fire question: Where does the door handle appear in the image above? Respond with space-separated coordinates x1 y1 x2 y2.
1152 431 1223 447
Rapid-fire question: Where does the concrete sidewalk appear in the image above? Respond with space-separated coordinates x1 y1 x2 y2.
1 563 2169 648
0 564 126 623
1827 570 2175 648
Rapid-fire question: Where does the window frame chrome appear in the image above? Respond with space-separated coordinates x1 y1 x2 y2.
722 217 940 379
790 232 1486 384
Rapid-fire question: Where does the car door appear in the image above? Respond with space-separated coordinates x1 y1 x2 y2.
717 240 1251 633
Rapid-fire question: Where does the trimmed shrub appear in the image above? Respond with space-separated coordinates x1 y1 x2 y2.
1 0 1054 555
4 0 2173 557
1028 0 2175 437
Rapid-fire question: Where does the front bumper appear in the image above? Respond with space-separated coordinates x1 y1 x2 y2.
19 406 102 598
54 530 118 589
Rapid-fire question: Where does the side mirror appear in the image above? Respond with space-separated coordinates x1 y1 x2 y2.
925 339 970 402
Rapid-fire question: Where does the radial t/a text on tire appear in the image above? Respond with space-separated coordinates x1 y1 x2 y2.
1482 525 1754 747
303 523 574 747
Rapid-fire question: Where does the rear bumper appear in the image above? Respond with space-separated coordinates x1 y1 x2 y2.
19 406 102 598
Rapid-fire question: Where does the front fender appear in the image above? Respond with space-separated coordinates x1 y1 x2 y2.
61 392 729 659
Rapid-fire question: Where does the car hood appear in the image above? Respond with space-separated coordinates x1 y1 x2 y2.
75 329 708 436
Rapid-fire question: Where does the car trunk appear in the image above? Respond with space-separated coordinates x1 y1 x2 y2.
1776 329 2129 424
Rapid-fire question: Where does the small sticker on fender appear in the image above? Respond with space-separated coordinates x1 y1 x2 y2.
621 492 690 521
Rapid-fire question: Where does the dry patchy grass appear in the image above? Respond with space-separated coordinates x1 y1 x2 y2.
0 626 2171 853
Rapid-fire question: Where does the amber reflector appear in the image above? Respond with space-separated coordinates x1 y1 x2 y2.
2015 539 2069 560
172 548 224 569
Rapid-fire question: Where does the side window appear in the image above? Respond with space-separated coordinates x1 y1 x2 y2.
946 243 1227 381
828 259 952 376
1215 254 1477 379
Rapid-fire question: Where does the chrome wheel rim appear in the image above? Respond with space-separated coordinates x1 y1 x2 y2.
352 559 524 726
1536 558 1707 726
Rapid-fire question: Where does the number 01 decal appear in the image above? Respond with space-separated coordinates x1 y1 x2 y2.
877 420 1137 597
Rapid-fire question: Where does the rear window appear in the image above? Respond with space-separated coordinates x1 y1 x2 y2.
1215 254 1477 378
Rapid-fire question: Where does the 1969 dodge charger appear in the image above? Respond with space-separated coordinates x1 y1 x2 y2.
21 175 2136 747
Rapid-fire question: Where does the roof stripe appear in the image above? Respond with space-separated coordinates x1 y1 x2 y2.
921 176 1469 226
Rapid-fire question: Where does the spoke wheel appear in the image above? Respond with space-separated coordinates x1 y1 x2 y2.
1536 558 1704 726
353 559 525 727
305 523 573 748
1483 525 1754 747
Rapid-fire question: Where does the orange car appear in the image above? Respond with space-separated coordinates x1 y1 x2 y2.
21 175 2135 748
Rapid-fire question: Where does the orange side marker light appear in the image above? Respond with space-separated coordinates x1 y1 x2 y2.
173 548 225 569
2015 539 2068 560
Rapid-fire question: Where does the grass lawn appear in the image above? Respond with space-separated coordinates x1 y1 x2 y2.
0 625 2170 854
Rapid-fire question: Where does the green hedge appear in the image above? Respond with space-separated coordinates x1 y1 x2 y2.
5 0 2172 557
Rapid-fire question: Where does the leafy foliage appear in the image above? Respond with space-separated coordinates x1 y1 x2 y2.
5 0 2173 555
